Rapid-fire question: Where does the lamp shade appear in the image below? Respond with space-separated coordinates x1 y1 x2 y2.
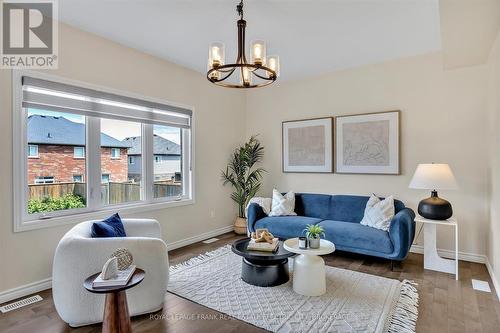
409 163 458 190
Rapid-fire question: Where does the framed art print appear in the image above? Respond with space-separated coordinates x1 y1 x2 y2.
282 117 333 173
335 111 400 174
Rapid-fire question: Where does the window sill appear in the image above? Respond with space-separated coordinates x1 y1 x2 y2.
15 197 194 232
28 156 39 159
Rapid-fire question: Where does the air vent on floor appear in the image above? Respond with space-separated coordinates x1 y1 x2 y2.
202 238 219 244
472 279 492 293
0 295 43 313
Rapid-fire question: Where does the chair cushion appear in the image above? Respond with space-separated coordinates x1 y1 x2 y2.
318 220 394 254
254 216 323 239
91 213 126 238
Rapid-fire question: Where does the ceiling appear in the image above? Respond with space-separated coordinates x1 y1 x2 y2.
58 0 442 81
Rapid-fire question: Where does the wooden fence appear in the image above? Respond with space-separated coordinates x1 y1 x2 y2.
29 182 86 201
29 181 182 205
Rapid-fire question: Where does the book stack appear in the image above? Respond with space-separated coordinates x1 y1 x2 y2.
247 238 279 252
92 265 136 288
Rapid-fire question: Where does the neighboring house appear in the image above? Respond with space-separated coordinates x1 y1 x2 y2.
27 115 131 184
123 134 181 182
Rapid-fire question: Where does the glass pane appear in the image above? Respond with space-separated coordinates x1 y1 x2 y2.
153 125 182 199
27 109 87 214
100 118 142 205
74 146 85 158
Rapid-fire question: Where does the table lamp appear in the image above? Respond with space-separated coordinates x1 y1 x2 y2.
409 163 458 220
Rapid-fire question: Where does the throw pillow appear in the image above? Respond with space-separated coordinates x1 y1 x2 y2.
360 194 395 231
91 213 127 238
245 197 272 216
269 189 297 216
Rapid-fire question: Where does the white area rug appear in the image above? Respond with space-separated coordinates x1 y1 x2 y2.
168 245 418 333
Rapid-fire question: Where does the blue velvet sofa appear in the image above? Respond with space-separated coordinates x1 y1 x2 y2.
247 193 416 261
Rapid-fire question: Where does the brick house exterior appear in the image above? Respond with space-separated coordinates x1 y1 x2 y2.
27 115 131 184
27 145 129 184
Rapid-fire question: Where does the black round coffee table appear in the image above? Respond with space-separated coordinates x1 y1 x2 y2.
232 238 293 287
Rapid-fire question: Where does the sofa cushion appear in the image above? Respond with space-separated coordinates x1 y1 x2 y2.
91 213 126 238
255 216 323 239
294 193 406 223
318 220 394 254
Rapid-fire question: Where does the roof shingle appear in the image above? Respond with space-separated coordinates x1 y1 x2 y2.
27 115 131 148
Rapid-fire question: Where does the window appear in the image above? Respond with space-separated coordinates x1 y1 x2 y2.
74 146 85 158
28 144 38 158
101 119 141 205
26 109 87 216
73 175 83 183
34 176 54 184
153 125 182 199
111 148 120 159
101 174 110 183
14 72 193 231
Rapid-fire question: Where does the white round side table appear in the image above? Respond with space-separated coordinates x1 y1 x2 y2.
283 238 335 296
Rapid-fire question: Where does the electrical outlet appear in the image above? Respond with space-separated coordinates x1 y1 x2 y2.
210 209 216 219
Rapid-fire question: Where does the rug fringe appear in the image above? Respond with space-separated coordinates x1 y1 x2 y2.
386 279 419 333
169 244 232 274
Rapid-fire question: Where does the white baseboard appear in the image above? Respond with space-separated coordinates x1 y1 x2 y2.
0 278 52 305
410 244 486 263
166 225 234 251
0 225 235 305
485 258 500 301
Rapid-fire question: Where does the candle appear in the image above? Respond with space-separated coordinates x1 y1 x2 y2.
211 46 221 67
253 44 262 65
267 55 279 78
242 67 251 86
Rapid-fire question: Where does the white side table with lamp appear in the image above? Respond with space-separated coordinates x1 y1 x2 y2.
409 163 459 280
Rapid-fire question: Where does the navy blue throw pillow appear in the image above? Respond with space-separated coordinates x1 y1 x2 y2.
91 213 126 238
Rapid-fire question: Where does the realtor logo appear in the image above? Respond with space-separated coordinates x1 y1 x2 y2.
1 0 58 68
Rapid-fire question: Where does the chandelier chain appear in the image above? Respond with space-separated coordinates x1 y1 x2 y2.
237 0 244 19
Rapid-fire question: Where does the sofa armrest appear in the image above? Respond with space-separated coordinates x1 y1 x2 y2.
389 208 416 260
247 203 267 232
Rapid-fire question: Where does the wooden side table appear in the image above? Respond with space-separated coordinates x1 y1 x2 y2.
415 215 458 280
84 268 145 333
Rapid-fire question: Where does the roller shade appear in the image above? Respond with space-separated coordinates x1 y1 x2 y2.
22 76 192 128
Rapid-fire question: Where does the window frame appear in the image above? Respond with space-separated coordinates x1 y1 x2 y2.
111 147 121 159
73 146 85 159
34 176 54 184
28 144 38 158
73 174 83 183
13 70 195 232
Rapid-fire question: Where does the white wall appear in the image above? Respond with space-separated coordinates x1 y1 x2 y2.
487 31 500 291
0 23 245 293
245 52 490 256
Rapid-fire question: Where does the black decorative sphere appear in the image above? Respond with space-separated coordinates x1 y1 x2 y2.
418 191 453 220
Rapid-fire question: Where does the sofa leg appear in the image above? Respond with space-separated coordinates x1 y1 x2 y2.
390 260 394 271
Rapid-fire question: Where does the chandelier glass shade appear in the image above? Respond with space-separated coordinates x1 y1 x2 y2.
207 0 280 88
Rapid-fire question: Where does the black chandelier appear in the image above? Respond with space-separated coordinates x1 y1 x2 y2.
207 0 280 88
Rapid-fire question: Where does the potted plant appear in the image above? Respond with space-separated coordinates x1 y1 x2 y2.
221 136 265 234
303 224 325 249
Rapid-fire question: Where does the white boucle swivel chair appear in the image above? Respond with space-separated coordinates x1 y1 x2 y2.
52 218 169 327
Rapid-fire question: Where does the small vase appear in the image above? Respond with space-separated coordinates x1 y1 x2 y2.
308 237 320 249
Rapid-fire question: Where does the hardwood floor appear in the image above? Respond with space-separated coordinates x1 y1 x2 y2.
1 232 499 333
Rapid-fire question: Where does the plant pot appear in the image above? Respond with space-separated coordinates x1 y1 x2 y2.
234 217 247 235
308 237 320 249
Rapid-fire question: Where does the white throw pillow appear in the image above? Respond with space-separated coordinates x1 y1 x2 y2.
360 194 395 231
245 197 272 216
269 189 297 216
